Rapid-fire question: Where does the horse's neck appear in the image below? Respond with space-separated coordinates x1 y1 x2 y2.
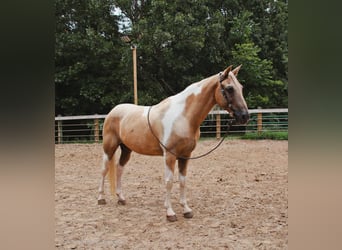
181 75 218 129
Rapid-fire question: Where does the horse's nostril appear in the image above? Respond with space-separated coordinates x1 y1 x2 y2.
241 112 249 122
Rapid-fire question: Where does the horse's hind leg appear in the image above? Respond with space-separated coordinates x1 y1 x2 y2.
116 144 132 205
97 136 119 205
97 154 111 204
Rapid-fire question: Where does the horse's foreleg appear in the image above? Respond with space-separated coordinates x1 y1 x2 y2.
178 158 193 218
164 153 177 222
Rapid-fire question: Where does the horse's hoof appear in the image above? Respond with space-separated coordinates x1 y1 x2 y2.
166 215 178 222
183 211 194 219
98 199 106 205
117 199 126 205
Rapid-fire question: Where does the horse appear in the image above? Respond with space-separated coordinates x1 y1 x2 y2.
97 65 249 222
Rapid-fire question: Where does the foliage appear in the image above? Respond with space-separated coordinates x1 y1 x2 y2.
231 42 287 108
55 0 130 115
240 131 288 140
55 0 288 115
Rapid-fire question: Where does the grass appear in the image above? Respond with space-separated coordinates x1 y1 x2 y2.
240 131 288 140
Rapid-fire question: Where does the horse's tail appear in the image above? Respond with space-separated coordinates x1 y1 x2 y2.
108 154 116 196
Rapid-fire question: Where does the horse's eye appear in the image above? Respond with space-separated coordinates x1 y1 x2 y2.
226 86 234 94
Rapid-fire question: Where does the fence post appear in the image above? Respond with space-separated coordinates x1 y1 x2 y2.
57 115 62 144
94 115 99 143
257 107 262 133
216 109 221 139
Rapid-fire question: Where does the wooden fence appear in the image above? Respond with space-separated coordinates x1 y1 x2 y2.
55 108 288 143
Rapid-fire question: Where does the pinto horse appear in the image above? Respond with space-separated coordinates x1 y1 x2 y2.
97 65 249 222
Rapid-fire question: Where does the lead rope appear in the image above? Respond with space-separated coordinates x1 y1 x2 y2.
147 105 233 160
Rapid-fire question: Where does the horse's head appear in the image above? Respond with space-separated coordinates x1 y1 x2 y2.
215 65 249 124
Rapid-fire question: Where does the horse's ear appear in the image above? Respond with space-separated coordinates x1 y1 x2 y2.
232 65 242 76
223 65 233 77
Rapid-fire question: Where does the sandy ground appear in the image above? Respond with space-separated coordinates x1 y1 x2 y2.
55 139 288 249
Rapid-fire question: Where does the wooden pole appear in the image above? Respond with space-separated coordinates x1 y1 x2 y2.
132 45 138 105
57 116 62 144
216 113 221 139
257 111 263 133
94 117 99 143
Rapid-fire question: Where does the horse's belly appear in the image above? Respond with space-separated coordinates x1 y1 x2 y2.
119 118 163 156
124 134 163 156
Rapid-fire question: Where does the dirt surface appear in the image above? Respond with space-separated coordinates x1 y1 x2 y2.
55 139 288 249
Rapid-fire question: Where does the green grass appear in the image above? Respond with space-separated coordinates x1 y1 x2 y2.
240 131 288 140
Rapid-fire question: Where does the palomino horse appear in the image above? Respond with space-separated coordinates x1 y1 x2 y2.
97 65 249 222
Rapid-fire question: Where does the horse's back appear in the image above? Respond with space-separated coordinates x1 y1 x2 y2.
103 103 146 137
103 103 164 155
107 103 143 118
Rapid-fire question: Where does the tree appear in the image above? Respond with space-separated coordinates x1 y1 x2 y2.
55 0 288 114
55 0 128 115
124 0 287 107
231 42 287 108
135 0 211 103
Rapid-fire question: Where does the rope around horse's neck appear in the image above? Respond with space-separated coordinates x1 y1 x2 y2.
147 106 232 160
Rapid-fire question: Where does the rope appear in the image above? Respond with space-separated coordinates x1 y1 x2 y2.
147 106 232 160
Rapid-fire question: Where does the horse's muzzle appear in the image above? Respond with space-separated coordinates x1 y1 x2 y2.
234 110 249 124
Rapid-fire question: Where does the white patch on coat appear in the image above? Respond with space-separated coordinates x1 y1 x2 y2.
164 162 175 216
103 153 109 162
179 173 192 213
142 106 150 117
165 165 174 182
161 83 203 144
179 174 186 182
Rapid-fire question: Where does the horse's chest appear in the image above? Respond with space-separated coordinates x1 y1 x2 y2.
161 115 196 145
160 102 198 142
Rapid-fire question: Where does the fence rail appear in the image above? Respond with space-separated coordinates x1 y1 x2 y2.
55 108 288 143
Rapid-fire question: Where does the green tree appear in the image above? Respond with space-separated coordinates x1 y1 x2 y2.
55 0 288 114
55 0 129 115
247 0 288 81
231 42 287 108
136 0 211 102
118 0 288 107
